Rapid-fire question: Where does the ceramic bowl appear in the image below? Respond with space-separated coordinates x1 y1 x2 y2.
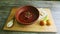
15 6 39 25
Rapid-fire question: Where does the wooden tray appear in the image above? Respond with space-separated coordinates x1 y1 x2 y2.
3 7 57 32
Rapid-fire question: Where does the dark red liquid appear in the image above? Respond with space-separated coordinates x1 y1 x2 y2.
19 11 35 23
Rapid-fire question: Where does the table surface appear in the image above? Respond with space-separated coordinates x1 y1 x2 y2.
0 1 60 34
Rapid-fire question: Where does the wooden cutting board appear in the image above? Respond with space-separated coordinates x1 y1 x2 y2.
3 7 57 32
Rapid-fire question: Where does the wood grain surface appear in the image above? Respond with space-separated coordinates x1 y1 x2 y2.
3 8 57 32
